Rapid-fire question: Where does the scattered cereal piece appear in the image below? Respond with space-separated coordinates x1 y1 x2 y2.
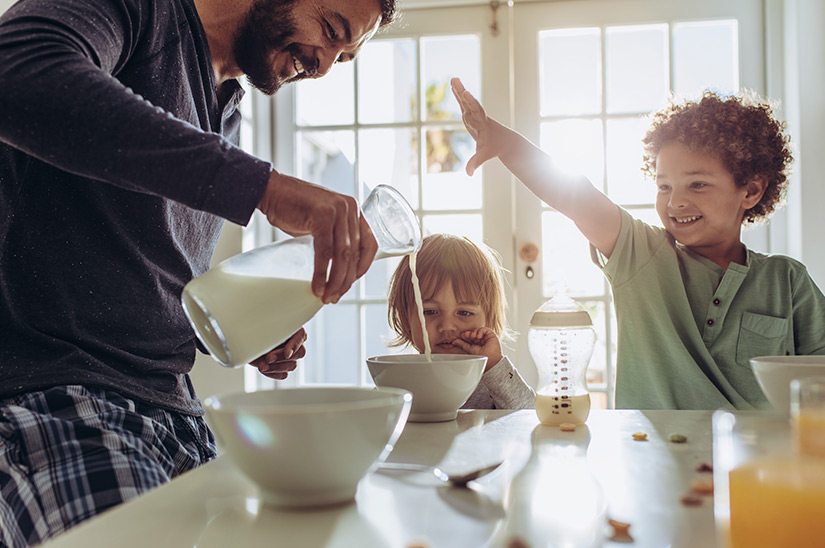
680 493 703 506
607 518 634 543
407 543 429 548
559 423 577 432
632 431 648 441
696 462 713 473
669 433 688 443
507 537 531 548
690 478 714 495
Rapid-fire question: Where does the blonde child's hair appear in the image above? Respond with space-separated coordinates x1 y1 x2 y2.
387 233 513 348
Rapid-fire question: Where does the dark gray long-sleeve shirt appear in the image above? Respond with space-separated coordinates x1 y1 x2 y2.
0 0 272 414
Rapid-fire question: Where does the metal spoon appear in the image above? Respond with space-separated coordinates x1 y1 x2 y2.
378 461 503 487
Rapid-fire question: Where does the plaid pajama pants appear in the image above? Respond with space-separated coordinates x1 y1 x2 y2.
0 385 217 548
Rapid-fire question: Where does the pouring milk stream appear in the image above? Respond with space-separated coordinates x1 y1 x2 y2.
182 185 423 368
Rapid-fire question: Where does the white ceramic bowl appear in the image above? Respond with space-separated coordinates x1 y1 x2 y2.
750 355 825 414
367 354 487 422
203 386 411 508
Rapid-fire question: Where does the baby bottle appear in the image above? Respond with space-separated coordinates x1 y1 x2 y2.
182 184 421 368
528 288 596 426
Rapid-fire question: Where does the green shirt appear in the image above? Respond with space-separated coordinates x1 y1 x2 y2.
594 209 825 410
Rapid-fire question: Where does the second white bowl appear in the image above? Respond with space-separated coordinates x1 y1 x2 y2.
367 354 486 422
751 355 825 414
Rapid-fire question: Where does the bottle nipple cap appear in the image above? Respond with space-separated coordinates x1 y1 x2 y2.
530 291 593 327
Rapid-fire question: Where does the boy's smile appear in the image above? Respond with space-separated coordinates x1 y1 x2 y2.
654 142 766 268
407 284 488 355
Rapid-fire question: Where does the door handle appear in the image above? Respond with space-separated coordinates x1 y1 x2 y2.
520 242 539 263
520 242 539 279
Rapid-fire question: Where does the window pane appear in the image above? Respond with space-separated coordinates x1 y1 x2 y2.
423 127 481 211
239 83 254 152
583 299 617 409
422 214 482 243
539 28 602 116
297 130 355 197
540 119 604 191
365 303 408 364
540 211 604 298
583 300 607 385
606 116 650 205
358 39 417 124
363 256 401 300
358 128 419 209
422 35 480 122
296 63 355 126
606 24 668 114
303 304 358 385
674 20 738 100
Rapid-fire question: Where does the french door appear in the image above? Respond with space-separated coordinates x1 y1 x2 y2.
253 0 766 408
509 0 765 408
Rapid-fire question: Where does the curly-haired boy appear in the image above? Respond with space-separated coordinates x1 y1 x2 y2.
452 78 825 410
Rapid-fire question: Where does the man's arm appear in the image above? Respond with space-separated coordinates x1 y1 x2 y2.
0 0 269 225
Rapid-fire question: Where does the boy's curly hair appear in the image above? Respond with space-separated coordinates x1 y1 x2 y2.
387 234 513 349
641 90 793 225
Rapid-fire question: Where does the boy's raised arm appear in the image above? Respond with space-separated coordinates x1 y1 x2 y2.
451 78 622 258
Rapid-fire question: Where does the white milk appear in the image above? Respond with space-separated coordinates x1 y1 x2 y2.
535 393 592 426
409 251 432 361
182 268 323 367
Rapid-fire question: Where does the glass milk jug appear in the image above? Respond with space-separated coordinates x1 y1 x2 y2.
528 289 596 426
182 184 421 368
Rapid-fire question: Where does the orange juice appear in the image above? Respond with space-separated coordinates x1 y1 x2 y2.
727 456 825 548
794 409 825 457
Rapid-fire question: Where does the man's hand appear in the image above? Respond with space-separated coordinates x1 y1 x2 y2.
249 329 307 380
257 173 378 304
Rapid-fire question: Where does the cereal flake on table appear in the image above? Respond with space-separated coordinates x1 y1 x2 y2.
680 493 703 506
632 432 648 441
607 518 634 543
690 478 714 495
695 462 713 473
559 423 577 432
506 537 531 548
668 433 688 443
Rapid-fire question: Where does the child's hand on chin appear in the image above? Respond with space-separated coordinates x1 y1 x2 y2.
452 327 503 372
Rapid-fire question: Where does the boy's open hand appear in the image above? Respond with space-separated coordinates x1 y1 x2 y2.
452 327 503 372
451 77 507 177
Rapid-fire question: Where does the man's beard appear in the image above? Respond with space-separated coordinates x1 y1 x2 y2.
233 0 301 95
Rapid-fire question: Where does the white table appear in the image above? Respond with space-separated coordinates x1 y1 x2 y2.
41 409 718 547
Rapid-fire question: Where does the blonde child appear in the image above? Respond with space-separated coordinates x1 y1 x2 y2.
451 78 825 410
387 234 535 409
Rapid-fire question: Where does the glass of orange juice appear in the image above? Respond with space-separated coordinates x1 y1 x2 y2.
712 410 825 548
791 376 825 457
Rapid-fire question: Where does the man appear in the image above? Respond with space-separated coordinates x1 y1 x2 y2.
0 0 395 544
